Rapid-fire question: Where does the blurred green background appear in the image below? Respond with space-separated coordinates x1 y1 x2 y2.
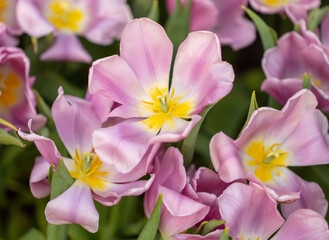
1 0 329 239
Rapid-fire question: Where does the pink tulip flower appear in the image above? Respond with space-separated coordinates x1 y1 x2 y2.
144 147 214 239
89 18 234 174
261 31 329 112
210 90 329 218
166 0 256 50
219 182 329 239
16 0 132 62
249 0 320 24
0 47 46 131
0 0 22 46
19 88 155 233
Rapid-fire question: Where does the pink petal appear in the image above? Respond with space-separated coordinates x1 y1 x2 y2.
144 147 187 217
88 55 145 117
120 18 172 89
272 209 329 240
16 0 54 37
218 182 284 239
210 132 246 182
173 229 222 240
158 185 210 237
280 171 328 218
150 115 201 144
322 13 329 48
172 31 234 114
45 181 99 233
189 0 218 31
18 120 61 166
93 120 156 174
30 156 51 198
83 0 132 45
41 33 91 63
52 87 102 156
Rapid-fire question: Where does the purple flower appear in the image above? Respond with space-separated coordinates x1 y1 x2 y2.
19 88 155 232
249 0 320 24
0 0 22 46
261 30 329 112
0 47 46 131
166 0 256 50
210 90 329 218
89 18 234 173
219 182 329 239
16 0 132 62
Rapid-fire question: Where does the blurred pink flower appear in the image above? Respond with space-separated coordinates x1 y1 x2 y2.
89 18 234 174
261 30 329 112
0 47 46 131
16 0 132 62
210 90 329 217
219 182 329 239
0 0 22 46
250 0 320 24
19 87 155 233
166 0 256 50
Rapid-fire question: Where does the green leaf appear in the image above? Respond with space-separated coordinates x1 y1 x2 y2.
0 118 17 131
19 228 45 240
137 194 163 240
133 0 153 17
303 73 311 90
165 0 191 51
47 159 74 240
243 6 277 50
201 220 225 236
147 0 160 22
48 165 54 185
181 103 214 167
0 128 24 147
220 227 232 240
239 91 259 136
308 6 329 31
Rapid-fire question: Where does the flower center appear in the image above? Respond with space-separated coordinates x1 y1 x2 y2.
263 0 294 7
0 0 8 22
140 87 194 132
0 67 23 110
69 149 108 190
47 0 84 33
244 141 288 182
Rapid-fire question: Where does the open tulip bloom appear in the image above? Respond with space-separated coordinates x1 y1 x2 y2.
249 0 320 23
19 88 155 232
16 0 132 62
89 18 234 174
219 182 329 240
0 0 22 46
210 89 329 217
0 47 46 131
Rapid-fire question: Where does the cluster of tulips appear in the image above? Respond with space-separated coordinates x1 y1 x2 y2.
1 0 329 239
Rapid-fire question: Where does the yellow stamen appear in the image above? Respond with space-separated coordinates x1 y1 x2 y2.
245 141 288 182
0 68 23 110
69 149 109 191
140 86 194 132
47 0 84 32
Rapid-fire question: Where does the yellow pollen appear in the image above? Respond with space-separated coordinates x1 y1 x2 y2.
264 0 294 7
47 0 84 32
0 0 8 22
140 86 194 132
69 149 108 190
0 69 23 110
245 141 288 182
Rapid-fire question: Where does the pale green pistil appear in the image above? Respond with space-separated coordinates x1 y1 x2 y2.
157 94 169 113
